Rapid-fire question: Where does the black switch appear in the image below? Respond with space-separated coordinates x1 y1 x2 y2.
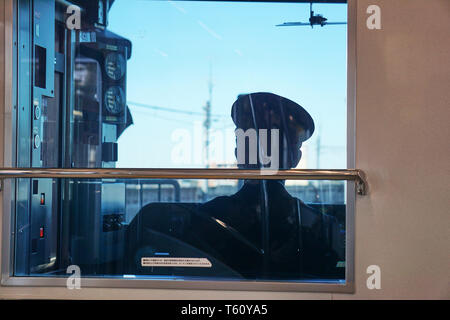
31 239 38 253
102 142 118 162
32 180 39 194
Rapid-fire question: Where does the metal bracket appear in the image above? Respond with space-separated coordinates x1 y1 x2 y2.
355 170 368 195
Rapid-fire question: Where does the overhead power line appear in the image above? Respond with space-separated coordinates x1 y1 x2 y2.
127 101 228 119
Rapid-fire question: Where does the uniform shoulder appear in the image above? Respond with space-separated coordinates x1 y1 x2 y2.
198 195 237 213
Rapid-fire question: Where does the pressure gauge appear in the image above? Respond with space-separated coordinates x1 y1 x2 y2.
104 52 126 81
33 134 41 149
104 86 125 115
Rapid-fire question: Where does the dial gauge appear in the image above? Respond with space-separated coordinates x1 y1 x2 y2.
104 52 126 81
104 86 125 115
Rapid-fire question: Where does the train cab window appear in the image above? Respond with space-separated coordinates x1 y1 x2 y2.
3 0 353 291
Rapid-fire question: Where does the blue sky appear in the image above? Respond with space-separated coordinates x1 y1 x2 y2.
108 0 347 169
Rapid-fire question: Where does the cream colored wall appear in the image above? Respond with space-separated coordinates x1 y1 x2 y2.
335 0 450 299
0 0 449 299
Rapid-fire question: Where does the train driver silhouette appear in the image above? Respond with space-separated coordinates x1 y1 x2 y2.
126 92 343 280
196 92 343 279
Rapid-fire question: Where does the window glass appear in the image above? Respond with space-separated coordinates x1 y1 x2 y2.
105 0 348 169
14 178 345 282
11 0 348 286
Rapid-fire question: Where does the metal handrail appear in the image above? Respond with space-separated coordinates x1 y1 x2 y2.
0 168 368 195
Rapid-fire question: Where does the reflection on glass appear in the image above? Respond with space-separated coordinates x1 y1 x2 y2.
105 0 347 169
12 0 348 285
129 179 345 281
14 178 345 282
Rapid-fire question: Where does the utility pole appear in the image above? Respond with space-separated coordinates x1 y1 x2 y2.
315 128 322 201
203 65 213 198
316 129 321 169
204 65 213 169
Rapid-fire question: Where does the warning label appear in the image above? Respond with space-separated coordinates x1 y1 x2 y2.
141 257 212 268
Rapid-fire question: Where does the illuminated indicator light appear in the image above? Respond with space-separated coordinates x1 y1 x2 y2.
73 110 83 117
39 227 44 238
40 193 45 205
155 252 170 256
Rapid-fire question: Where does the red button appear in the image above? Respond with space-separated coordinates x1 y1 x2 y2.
39 227 44 238
40 193 45 205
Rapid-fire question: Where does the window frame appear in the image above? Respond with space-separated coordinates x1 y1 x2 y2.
0 0 357 293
